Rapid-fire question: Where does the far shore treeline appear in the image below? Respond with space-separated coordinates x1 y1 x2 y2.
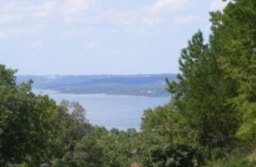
17 74 176 97
1 0 256 166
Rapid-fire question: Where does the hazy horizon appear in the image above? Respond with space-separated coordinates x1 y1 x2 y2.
17 72 177 76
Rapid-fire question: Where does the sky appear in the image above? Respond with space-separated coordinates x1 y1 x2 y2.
0 0 230 75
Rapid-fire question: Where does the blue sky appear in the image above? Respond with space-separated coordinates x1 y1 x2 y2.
0 0 229 75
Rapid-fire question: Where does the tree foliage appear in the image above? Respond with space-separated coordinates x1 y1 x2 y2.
136 104 203 166
166 30 239 158
0 65 57 166
210 0 256 141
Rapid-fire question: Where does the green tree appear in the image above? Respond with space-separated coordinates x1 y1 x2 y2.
0 64 57 166
210 0 256 141
72 127 107 167
49 100 91 166
166 31 239 157
136 104 203 167
99 128 138 167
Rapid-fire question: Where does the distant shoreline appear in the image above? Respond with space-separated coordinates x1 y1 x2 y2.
33 88 170 98
19 74 176 98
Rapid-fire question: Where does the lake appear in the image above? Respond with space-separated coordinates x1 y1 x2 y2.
36 90 170 130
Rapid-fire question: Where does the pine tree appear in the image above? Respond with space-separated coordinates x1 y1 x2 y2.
167 31 239 157
210 0 256 141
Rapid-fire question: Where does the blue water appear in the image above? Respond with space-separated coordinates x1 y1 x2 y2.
38 91 169 130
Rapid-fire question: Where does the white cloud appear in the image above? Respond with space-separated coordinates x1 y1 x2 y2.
0 24 44 39
27 40 45 48
0 13 22 24
0 2 28 24
104 0 194 31
0 0 201 38
63 27 93 37
63 0 94 14
62 0 96 22
0 0 97 38
175 15 202 27
149 0 190 14
210 0 232 11
0 0 95 25
0 1 56 38
105 10 140 26
0 1 56 23
35 1 57 18
85 41 98 50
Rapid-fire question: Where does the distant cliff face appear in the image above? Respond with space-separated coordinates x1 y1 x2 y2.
17 74 176 97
